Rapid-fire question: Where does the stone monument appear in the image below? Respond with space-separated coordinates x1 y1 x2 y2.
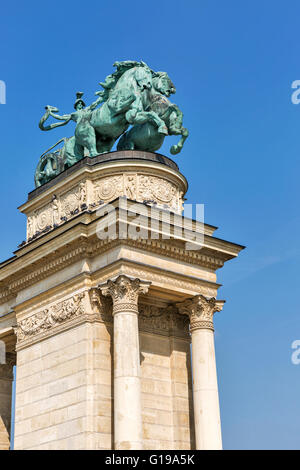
0 61 244 450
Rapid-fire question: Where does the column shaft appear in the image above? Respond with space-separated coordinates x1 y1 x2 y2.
114 310 142 450
177 295 224 450
100 275 150 450
191 328 222 450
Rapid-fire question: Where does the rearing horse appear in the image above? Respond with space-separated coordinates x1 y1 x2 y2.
39 62 169 159
117 72 189 154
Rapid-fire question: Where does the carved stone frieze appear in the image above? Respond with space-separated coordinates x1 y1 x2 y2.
138 175 176 206
25 171 184 242
94 175 123 202
26 182 86 242
124 174 137 200
16 293 85 342
138 304 189 337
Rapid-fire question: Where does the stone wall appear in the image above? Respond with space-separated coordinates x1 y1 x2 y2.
14 305 194 450
141 333 194 450
14 322 113 450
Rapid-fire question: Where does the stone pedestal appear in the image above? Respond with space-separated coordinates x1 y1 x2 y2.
0 150 244 449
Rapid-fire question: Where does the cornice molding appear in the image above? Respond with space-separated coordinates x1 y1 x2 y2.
0 236 224 306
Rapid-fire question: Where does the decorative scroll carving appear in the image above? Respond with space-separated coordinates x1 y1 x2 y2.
176 295 224 331
99 275 150 315
34 202 52 233
16 293 85 341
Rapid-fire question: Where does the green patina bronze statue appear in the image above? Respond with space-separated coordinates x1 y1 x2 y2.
36 60 188 187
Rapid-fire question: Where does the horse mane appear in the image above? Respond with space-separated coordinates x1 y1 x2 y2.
100 60 152 93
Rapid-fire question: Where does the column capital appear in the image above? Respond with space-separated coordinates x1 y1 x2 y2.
176 295 225 331
99 275 151 314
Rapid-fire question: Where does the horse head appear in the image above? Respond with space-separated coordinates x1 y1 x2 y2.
153 72 176 97
134 64 153 90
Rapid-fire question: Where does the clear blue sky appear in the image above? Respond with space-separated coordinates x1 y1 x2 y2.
1 0 300 450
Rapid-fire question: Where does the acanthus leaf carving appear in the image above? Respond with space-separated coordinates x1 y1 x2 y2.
176 294 224 331
99 275 150 314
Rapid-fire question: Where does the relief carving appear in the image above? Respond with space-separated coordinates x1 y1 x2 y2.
61 187 80 217
79 182 87 205
138 304 189 336
125 174 137 200
52 195 61 225
34 203 52 232
16 293 85 342
27 216 34 239
94 175 123 202
138 175 178 209
25 171 184 243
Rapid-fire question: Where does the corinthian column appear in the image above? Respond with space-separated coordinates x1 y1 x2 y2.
100 275 150 450
177 295 224 450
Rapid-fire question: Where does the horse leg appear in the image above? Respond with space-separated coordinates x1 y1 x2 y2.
170 127 189 155
147 111 168 135
126 109 168 135
168 109 183 135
